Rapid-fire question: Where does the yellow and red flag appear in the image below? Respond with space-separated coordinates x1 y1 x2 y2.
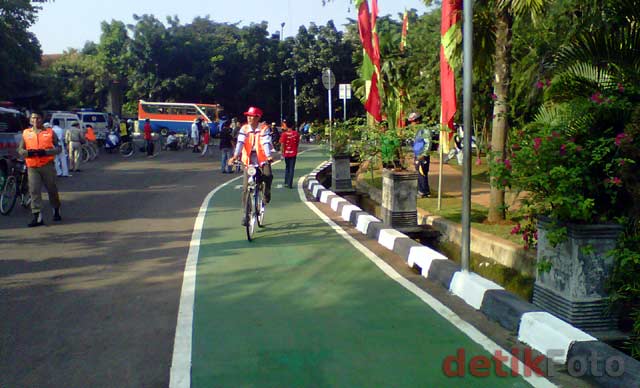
400 10 408 52
440 0 462 136
356 0 382 122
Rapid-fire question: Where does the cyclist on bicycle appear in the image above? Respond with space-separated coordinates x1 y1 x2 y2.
228 106 274 225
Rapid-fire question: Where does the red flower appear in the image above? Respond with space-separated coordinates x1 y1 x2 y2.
511 224 521 235
490 93 497 100
533 138 542 151
618 83 625 93
504 159 512 170
535 81 544 89
612 177 622 186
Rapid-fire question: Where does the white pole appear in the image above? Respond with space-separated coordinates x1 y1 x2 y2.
294 76 298 128
328 87 333 152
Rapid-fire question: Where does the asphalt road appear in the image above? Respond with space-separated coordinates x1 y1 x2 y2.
0 148 235 387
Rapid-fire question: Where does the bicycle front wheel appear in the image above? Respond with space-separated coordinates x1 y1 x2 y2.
119 142 134 157
0 175 18 215
245 191 256 241
257 186 266 227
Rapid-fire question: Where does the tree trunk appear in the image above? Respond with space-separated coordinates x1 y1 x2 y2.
488 8 512 223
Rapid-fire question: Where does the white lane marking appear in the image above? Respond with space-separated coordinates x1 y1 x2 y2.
169 174 243 388
297 170 557 388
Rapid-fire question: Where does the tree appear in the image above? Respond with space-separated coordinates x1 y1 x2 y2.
484 0 549 222
0 0 42 99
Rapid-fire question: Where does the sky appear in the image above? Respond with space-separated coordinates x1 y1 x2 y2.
31 0 430 55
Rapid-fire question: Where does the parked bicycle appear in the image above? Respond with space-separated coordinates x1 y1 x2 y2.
234 161 266 241
0 158 31 215
120 133 161 158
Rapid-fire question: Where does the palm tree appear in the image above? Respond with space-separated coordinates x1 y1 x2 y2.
485 0 548 222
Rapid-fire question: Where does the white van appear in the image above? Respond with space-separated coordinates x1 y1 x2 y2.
77 110 109 140
46 111 81 130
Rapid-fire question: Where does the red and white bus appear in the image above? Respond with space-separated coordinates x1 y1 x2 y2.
137 100 224 136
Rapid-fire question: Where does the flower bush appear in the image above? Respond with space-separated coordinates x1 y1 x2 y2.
491 86 639 245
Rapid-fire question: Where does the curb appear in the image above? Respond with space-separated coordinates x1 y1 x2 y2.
306 161 640 387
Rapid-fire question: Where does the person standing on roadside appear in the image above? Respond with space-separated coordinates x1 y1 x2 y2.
17 111 62 227
65 121 85 172
279 123 300 188
191 118 201 153
409 112 432 198
51 119 70 177
219 121 234 173
143 118 154 157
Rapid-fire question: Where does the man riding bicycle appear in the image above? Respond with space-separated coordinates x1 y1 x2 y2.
228 106 274 226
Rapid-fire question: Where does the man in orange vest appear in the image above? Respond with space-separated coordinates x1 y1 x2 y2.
17 111 62 227
228 106 274 225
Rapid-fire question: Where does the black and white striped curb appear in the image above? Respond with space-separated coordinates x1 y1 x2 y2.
306 161 639 387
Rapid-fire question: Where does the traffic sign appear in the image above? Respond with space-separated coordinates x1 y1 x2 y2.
322 68 335 90
339 84 351 99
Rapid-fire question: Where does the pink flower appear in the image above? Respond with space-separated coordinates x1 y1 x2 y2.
612 177 622 186
560 144 567 155
618 83 625 93
490 93 497 100
504 159 512 170
475 158 482 166
619 159 626 166
590 92 604 104
535 81 544 89
615 133 627 146
533 138 542 151
511 224 521 235
546 79 551 87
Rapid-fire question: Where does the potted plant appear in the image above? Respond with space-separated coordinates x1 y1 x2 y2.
329 118 363 193
490 76 639 332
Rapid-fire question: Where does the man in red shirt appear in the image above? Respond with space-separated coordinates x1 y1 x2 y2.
279 121 300 188
143 119 153 157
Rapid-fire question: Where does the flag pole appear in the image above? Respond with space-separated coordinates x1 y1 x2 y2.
437 109 443 211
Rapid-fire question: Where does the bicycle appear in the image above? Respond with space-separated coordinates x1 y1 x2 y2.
0 158 31 215
235 161 266 241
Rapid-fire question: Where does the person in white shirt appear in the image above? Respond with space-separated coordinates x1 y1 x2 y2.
50 119 70 177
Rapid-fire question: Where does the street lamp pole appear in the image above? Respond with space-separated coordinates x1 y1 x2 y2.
280 22 285 125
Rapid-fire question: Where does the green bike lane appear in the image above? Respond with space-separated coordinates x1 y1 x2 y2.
173 149 553 387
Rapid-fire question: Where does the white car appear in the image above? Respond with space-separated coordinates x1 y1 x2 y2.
77 111 109 140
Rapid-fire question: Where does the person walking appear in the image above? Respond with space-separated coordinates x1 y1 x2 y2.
200 125 213 157
65 121 86 172
219 121 234 173
50 119 70 177
143 118 154 157
17 111 62 227
230 117 242 173
279 122 300 188
228 106 274 225
409 112 432 198
191 118 201 153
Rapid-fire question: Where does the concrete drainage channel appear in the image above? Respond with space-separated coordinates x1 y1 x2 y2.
306 161 640 388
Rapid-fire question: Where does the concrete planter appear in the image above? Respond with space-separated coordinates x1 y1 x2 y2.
381 169 418 229
533 217 623 333
331 154 353 193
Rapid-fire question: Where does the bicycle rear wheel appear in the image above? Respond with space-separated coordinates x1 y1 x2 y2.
245 192 256 241
0 175 18 215
119 141 134 157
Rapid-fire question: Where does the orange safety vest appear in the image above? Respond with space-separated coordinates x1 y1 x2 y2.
23 127 56 168
240 124 269 166
85 127 96 142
